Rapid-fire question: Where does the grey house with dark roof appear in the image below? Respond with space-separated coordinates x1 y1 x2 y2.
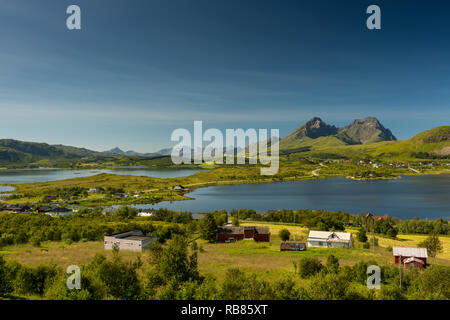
104 230 156 252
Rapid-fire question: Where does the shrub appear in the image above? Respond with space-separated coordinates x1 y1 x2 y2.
0 256 13 296
418 234 443 258
409 265 450 299
357 228 368 243
278 229 291 242
326 255 339 273
298 257 323 278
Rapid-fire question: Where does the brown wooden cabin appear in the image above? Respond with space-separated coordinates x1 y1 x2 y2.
217 226 270 242
280 242 306 251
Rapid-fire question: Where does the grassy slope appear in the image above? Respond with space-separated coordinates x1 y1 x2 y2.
2 221 449 284
280 126 450 161
280 135 348 151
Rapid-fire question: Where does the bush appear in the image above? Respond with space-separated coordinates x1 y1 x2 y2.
306 272 362 300
298 257 323 278
357 228 368 243
378 284 406 300
278 229 291 242
326 255 339 273
418 234 443 258
409 265 450 299
0 256 13 296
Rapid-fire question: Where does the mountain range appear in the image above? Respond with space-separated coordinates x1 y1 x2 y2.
280 116 397 150
103 147 167 157
1 117 448 167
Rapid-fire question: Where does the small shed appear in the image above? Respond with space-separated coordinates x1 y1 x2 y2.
280 242 306 251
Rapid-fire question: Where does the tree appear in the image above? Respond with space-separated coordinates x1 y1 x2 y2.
96 254 141 299
326 255 339 273
298 257 323 278
199 213 218 243
305 272 362 300
386 225 398 239
357 227 368 243
278 229 291 242
0 256 13 296
418 234 443 259
232 216 240 227
409 265 450 299
151 235 200 284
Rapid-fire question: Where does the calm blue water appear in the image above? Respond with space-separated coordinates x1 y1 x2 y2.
141 175 450 220
0 168 205 184
0 186 14 192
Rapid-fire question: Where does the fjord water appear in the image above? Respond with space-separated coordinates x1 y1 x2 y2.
0 168 205 184
0 186 14 192
147 175 450 220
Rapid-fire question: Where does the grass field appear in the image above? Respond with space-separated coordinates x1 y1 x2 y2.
2 221 448 284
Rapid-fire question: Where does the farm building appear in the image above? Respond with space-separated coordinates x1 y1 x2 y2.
6 204 31 213
216 226 270 242
89 187 100 194
104 230 157 252
364 213 389 221
137 209 153 217
393 246 428 269
45 207 73 217
37 206 53 213
280 242 306 251
307 230 352 248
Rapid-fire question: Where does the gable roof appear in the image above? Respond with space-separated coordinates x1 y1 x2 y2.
49 207 72 213
217 226 270 235
403 257 425 265
393 246 428 258
307 230 352 241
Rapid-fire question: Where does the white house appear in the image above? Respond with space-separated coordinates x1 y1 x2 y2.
89 187 100 193
307 230 352 248
45 207 73 217
137 209 153 217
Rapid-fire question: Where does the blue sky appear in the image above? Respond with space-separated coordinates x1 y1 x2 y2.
1 0 449 152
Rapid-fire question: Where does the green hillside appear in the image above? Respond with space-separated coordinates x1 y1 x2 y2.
0 139 126 168
281 135 348 151
367 126 450 160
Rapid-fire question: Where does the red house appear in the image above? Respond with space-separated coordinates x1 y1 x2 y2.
6 204 31 213
393 246 428 270
365 213 389 221
217 226 270 242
